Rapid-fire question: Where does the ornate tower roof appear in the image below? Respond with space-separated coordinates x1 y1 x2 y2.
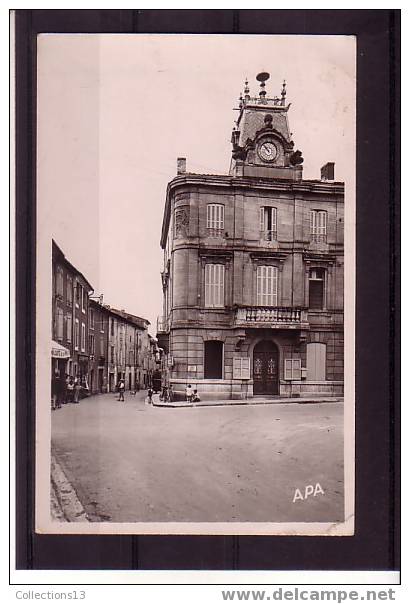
230 73 304 181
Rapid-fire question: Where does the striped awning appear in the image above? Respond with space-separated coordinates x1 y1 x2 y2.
51 340 70 359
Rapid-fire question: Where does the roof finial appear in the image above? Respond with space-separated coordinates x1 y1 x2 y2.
244 78 250 101
281 79 286 105
256 71 270 104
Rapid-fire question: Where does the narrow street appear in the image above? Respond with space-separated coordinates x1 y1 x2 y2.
51 392 344 523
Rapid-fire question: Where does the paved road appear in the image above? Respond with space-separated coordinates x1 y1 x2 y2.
51 392 344 523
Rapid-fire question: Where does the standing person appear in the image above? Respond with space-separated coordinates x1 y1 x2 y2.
73 377 81 404
67 377 75 403
118 378 125 402
167 384 173 403
185 384 193 403
147 387 153 405
61 374 68 404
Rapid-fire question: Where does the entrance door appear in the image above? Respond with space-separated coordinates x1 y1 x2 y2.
98 368 104 392
253 340 279 395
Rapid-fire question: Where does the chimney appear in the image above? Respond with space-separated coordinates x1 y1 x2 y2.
321 162 335 181
177 157 186 174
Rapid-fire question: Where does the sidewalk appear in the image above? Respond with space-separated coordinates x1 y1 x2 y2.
153 395 343 408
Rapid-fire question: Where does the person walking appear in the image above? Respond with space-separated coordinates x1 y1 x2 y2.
117 378 125 402
147 387 153 405
185 384 193 403
167 384 173 403
73 377 81 404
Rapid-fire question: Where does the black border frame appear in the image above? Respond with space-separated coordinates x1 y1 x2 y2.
14 9 400 574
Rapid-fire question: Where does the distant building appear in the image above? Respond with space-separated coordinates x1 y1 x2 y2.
105 306 152 393
157 74 344 401
51 240 93 384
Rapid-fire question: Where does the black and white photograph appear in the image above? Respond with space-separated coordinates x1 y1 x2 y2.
35 33 355 534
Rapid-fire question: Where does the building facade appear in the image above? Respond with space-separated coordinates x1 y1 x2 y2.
157 74 344 401
52 241 156 396
52 240 94 385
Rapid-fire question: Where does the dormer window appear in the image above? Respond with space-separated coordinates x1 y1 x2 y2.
260 207 277 241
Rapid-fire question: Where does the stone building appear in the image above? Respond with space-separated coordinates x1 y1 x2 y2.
52 240 94 385
105 306 152 393
157 73 344 401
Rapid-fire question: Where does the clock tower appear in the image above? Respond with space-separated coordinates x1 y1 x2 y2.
230 72 304 181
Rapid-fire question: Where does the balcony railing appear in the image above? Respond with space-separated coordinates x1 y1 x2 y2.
157 316 169 333
235 306 308 328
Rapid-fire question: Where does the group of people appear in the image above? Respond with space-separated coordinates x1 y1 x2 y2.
51 372 83 410
185 384 200 403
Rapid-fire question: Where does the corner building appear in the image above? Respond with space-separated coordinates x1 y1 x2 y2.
158 74 344 401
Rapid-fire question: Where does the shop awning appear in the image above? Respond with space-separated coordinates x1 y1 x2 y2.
51 340 70 359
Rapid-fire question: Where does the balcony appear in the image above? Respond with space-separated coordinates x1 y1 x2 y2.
157 316 169 333
156 316 169 353
234 306 308 329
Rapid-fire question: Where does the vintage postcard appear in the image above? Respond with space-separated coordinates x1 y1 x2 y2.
35 34 355 535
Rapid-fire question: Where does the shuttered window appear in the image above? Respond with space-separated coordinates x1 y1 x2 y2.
206 204 224 230
260 207 277 241
205 264 225 307
56 308 64 341
66 313 72 343
81 323 86 352
233 357 251 379
307 343 326 381
256 265 278 306
310 210 327 242
74 319 80 350
284 359 302 380
56 266 64 297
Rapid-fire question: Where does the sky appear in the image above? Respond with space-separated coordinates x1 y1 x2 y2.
37 34 355 332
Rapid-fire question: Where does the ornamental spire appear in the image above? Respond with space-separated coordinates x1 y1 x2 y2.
281 79 286 106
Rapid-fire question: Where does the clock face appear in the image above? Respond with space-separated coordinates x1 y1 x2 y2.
258 141 278 163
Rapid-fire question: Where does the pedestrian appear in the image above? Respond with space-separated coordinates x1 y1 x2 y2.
185 384 193 403
147 387 153 405
73 377 81 404
192 389 200 403
167 384 173 403
117 378 125 402
67 377 75 403
61 374 68 404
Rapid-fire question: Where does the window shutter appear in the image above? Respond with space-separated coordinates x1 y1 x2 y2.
260 207 265 232
307 343 326 380
310 210 315 234
292 359 301 380
284 359 292 380
272 208 277 234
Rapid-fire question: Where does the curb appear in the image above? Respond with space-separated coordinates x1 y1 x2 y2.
51 455 89 522
153 397 344 409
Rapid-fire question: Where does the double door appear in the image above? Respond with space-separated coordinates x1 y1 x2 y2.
253 340 279 395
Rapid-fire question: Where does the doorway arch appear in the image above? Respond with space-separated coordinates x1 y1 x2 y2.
253 340 279 395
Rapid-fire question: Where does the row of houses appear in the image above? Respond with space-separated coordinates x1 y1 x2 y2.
51 240 159 394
